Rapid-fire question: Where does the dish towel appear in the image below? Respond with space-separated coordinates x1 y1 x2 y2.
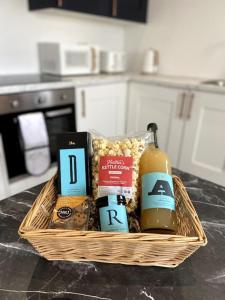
18 112 50 176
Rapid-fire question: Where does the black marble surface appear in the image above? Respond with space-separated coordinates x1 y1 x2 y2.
0 169 225 300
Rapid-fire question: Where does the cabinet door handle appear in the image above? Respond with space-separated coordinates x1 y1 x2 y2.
112 0 118 17
57 0 63 7
91 47 96 72
81 90 86 118
186 93 194 119
178 92 186 119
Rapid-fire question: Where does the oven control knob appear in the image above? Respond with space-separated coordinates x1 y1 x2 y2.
38 97 46 105
11 99 19 108
61 93 68 101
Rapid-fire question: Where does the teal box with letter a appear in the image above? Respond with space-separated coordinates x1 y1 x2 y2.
57 132 91 196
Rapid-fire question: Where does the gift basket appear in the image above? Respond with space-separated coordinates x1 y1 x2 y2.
19 126 207 268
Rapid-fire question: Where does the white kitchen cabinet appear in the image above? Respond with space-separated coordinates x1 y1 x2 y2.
179 90 225 186
76 83 127 137
127 83 187 167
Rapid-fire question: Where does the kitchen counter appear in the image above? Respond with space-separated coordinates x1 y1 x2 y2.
0 169 224 300
62 73 130 87
1 73 225 95
131 73 202 89
0 74 130 95
131 74 225 94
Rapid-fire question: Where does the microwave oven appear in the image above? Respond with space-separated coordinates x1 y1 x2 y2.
100 50 127 73
38 43 100 76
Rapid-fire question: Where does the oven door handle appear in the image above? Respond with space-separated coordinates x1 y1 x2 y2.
45 107 73 118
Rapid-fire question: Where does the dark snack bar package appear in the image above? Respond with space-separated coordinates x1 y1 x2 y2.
57 132 92 196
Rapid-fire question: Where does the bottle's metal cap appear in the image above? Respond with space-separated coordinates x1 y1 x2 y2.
147 123 158 132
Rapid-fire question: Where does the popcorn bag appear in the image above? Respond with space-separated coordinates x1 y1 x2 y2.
91 132 148 212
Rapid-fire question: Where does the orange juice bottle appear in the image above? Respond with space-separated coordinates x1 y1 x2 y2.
140 123 177 233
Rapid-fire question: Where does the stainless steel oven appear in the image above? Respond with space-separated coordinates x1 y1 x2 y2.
0 88 76 198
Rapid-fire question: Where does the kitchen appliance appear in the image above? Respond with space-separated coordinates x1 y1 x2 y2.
0 87 75 199
100 50 127 73
142 48 159 74
0 74 64 86
38 43 100 76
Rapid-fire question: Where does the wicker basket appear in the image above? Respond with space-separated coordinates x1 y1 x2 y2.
18 175 207 268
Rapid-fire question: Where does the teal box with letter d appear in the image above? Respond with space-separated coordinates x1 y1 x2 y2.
57 132 91 196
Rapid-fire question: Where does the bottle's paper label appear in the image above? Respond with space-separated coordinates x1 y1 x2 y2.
99 195 129 232
98 156 133 198
142 172 175 211
60 149 86 196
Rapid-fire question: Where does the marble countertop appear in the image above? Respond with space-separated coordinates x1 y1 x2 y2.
131 73 202 89
62 73 130 87
0 74 130 95
0 169 224 299
1 73 225 95
131 73 225 94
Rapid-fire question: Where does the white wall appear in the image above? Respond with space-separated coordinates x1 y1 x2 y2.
2 0 225 78
0 0 125 74
125 0 225 79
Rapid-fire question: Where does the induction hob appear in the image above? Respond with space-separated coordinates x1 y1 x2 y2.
0 74 64 87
